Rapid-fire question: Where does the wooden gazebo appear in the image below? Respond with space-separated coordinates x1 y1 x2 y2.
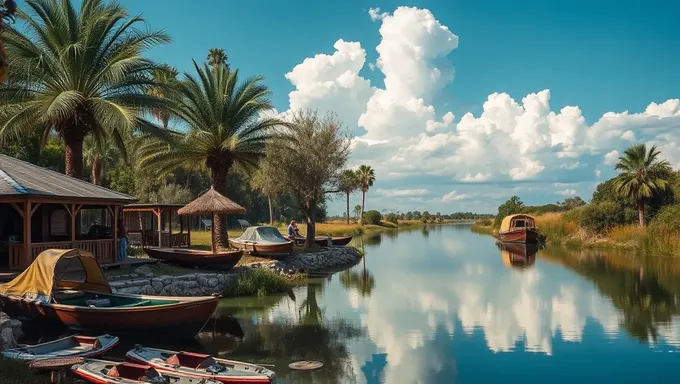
122 204 191 248
0 154 135 271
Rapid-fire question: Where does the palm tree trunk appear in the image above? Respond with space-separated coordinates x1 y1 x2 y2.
210 167 228 250
268 195 273 225
637 200 645 227
92 157 102 185
346 192 350 225
359 190 366 226
63 133 85 179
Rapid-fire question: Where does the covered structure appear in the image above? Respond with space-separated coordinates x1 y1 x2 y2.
122 204 190 248
0 155 135 270
499 214 536 233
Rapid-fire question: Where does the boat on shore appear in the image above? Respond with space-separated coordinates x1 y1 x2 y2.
72 359 222 384
0 249 218 338
289 235 353 247
127 346 275 383
229 226 294 259
2 334 118 361
143 248 243 271
498 214 542 244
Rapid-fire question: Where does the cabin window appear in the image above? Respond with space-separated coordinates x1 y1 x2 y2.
514 220 526 228
50 209 68 236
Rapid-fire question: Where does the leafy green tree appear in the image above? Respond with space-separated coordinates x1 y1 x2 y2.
560 196 586 210
495 195 524 227
353 204 362 222
0 0 170 178
356 165 375 225
613 144 672 227
138 62 284 248
338 169 360 224
83 136 119 185
259 109 350 248
251 164 285 225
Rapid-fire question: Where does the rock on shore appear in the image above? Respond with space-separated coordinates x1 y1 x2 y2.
0 312 22 351
111 246 362 297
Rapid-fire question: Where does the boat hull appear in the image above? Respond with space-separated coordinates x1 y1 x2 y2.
499 228 541 244
289 236 353 247
228 240 293 260
72 359 222 384
2 334 118 361
143 248 243 270
0 293 218 338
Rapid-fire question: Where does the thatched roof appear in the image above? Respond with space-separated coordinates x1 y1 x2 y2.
177 187 246 216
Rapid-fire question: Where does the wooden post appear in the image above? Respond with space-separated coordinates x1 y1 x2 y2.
187 216 191 247
156 209 162 247
210 213 215 253
168 209 173 247
23 200 31 268
70 203 76 246
112 205 119 264
139 212 146 247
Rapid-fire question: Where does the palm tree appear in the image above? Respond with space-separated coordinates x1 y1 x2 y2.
138 62 285 249
356 165 376 225
613 144 672 227
0 0 16 83
83 135 118 186
338 169 360 224
207 48 228 71
0 0 170 179
147 65 179 128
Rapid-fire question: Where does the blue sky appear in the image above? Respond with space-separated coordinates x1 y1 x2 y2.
117 0 680 214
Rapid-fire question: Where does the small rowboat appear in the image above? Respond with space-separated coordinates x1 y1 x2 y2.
143 248 244 271
289 236 353 247
72 359 222 384
127 346 276 383
229 226 294 260
2 334 119 361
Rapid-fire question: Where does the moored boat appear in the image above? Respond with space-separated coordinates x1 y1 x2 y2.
498 214 542 244
2 334 118 361
0 249 218 338
143 248 243 270
127 346 275 384
229 226 294 259
72 359 222 384
289 235 353 247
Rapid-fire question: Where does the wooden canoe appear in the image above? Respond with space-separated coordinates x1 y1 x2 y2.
498 228 541 244
0 291 218 338
127 346 275 384
72 359 222 384
1 334 118 361
143 247 243 271
289 236 353 247
228 239 293 260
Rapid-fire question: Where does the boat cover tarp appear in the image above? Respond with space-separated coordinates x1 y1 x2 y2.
499 214 535 232
234 226 289 244
0 249 111 302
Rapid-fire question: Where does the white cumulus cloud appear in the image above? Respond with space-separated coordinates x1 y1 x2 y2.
377 188 429 197
604 150 620 166
442 190 469 202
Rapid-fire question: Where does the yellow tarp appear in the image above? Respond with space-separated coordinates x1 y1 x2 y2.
499 214 535 232
0 249 111 301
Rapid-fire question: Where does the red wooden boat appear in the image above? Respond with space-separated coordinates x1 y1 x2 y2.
229 226 294 259
0 249 218 338
72 359 222 384
143 247 243 270
127 346 275 383
498 214 541 244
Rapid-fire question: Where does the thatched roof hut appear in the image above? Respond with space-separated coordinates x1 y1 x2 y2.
178 187 246 216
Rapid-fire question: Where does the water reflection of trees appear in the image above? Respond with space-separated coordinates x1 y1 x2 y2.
364 233 382 246
541 247 680 343
340 254 376 297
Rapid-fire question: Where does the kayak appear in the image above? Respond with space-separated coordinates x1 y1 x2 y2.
71 359 222 384
126 346 275 383
2 334 118 361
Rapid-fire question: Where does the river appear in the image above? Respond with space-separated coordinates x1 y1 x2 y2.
87 224 680 382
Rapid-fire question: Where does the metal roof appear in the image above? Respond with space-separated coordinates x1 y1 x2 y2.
0 154 135 202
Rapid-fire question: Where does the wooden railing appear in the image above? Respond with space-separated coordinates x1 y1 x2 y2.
8 239 116 270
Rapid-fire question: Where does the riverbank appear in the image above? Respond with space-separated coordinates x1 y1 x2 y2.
111 246 362 297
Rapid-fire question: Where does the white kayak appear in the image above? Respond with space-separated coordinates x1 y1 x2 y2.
126 346 275 383
2 334 118 361
71 359 222 384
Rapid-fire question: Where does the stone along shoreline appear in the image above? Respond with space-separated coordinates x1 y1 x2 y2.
111 246 362 297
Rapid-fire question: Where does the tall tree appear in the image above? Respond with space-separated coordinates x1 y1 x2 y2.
207 48 228 71
251 163 285 225
338 169 360 224
147 65 178 128
0 0 16 83
260 109 350 248
0 0 170 179
83 135 118 186
138 62 284 249
613 144 672 227
356 165 375 225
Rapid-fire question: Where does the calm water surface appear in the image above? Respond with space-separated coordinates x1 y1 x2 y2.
120 224 680 383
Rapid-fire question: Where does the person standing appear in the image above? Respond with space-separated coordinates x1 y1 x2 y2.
117 218 129 262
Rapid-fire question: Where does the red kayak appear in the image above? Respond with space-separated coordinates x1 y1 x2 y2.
126 346 275 383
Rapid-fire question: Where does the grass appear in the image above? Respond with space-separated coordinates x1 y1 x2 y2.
222 268 292 298
471 219 495 236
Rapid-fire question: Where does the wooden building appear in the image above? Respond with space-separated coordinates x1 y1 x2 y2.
0 154 135 270
122 204 191 248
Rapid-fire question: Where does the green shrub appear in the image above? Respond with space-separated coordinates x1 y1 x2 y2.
384 213 399 225
578 201 633 234
479 218 492 226
649 204 680 234
363 210 382 225
223 268 292 298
